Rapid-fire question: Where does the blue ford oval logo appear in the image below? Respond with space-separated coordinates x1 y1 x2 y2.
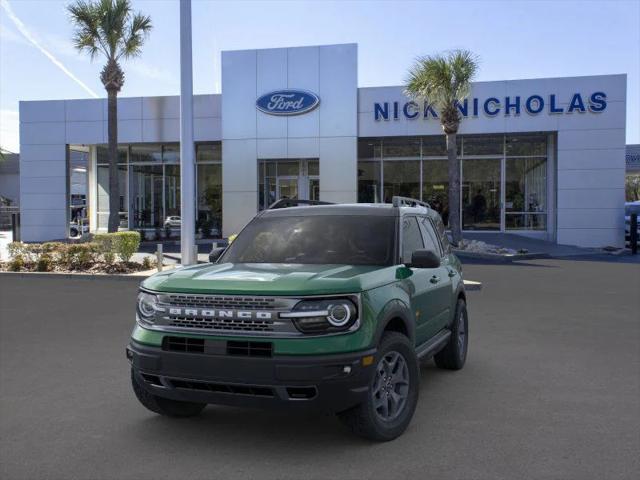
256 90 320 116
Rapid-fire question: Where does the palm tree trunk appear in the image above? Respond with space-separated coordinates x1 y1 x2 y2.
107 89 120 233
447 132 462 245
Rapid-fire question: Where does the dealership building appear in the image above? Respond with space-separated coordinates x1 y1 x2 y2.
19 43 627 247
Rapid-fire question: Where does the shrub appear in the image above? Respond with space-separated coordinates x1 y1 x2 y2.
94 233 116 265
61 243 100 269
36 254 53 272
8 254 25 271
7 242 27 260
113 231 140 263
141 256 155 270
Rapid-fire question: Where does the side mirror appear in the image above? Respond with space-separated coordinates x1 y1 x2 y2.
407 249 440 269
209 247 226 263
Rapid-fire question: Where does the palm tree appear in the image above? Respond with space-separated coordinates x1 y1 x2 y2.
68 0 152 232
405 50 478 245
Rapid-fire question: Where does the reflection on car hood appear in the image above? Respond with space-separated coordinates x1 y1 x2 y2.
142 262 399 295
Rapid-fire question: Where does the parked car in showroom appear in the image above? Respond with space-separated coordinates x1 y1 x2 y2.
163 216 181 228
127 197 469 441
69 220 89 238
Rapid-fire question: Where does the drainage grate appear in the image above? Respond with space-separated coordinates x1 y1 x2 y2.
169 379 274 397
227 340 273 357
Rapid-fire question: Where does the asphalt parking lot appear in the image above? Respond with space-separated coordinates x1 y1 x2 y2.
1 258 639 480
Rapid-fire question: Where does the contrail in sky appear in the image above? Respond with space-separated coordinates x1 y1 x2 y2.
1 0 100 98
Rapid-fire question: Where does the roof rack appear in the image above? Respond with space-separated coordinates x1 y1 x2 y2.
268 198 334 210
391 196 431 209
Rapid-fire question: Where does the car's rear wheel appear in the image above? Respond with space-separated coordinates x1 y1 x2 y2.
131 369 206 417
434 298 468 370
337 332 419 441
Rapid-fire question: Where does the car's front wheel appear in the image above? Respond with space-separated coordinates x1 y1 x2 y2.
131 369 206 417
337 332 419 441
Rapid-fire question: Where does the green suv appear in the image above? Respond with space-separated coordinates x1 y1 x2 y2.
128 197 469 441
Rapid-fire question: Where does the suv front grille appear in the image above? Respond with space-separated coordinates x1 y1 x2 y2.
168 315 274 332
164 294 278 310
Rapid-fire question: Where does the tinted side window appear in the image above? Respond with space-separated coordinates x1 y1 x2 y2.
433 216 451 254
419 217 441 256
402 216 424 264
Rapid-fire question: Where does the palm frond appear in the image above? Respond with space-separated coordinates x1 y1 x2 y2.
118 13 152 60
67 0 152 71
405 49 479 114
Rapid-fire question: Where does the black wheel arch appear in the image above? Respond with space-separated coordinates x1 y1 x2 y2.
372 299 415 346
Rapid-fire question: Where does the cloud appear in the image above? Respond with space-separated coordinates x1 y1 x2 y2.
0 0 99 98
128 61 179 87
0 109 19 153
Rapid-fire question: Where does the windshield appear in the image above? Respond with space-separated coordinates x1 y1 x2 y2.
221 215 396 265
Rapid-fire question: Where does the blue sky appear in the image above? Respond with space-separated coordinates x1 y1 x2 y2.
1 0 638 152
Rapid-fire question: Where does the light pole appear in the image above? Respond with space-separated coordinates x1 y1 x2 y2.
179 0 196 265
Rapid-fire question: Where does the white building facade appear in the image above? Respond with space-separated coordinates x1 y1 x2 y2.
19 43 627 247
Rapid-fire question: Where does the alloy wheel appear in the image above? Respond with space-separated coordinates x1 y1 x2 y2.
372 350 410 421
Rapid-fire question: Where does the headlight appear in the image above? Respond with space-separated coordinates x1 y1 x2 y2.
281 298 358 334
137 291 158 324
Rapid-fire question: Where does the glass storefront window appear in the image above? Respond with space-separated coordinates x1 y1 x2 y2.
308 160 319 176
197 143 222 162
358 161 381 203
97 145 127 164
197 163 222 236
130 164 163 229
420 136 447 156
164 165 180 219
462 158 501 230
162 145 180 163
422 160 449 225
382 137 420 159
505 157 547 230
506 134 547 156
97 164 128 229
130 144 162 163
463 135 503 156
383 160 420 202
358 138 382 160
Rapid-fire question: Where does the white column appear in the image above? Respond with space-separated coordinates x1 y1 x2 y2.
179 0 196 265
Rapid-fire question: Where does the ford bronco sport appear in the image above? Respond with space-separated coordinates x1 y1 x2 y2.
128 196 469 441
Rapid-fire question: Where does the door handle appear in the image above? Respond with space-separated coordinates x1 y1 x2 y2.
430 275 440 284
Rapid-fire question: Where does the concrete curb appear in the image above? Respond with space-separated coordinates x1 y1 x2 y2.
0 271 148 281
463 280 482 291
454 250 551 263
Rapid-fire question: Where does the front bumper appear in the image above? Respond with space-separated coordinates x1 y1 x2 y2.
128 340 376 413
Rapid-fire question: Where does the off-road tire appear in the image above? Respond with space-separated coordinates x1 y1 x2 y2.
434 298 468 370
337 332 419 441
131 369 206 417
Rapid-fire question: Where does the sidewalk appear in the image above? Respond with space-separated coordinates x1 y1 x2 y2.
462 232 601 257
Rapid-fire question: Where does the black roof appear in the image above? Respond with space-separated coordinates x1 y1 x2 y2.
260 203 436 218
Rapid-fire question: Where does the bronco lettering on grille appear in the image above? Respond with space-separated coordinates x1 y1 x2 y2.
168 307 273 320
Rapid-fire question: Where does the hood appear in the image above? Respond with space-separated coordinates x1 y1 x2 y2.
142 262 398 296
